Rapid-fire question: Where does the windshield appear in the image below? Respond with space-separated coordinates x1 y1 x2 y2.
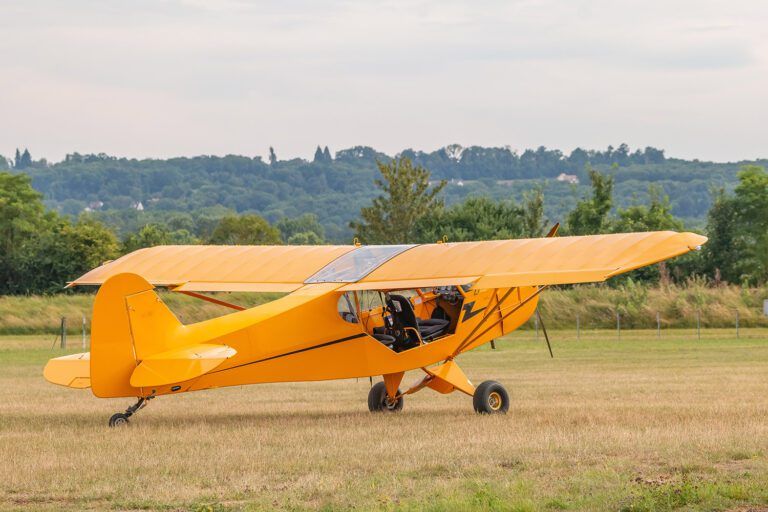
305 245 415 283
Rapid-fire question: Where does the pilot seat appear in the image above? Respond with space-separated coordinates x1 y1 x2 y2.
380 294 450 351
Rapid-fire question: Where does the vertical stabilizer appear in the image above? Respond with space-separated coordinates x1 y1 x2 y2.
90 273 182 398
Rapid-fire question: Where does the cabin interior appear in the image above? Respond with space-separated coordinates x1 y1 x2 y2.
337 286 469 352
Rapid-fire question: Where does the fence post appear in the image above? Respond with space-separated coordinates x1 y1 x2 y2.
656 311 661 338
576 314 580 341
60 317 67 349
696 310 701 341
82 316 86 349
616 311 621 341
736 310 740 339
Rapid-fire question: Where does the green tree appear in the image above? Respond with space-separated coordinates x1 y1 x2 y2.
268 146 277 166
208 214 281 245
703 165 768 284
286 231 324 245
0 173 119 293
613 186 683 232
352 157 446 244
695 189 735 282
522 187 546 237
19 217 119 293
0 173 56 292
313 145 332 164
566 166 614 235
0 173 50 257
15 148 33 169
414 197 526 243
122 224 174 252
276 214 325 244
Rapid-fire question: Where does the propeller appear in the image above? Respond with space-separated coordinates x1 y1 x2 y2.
536 308 554 358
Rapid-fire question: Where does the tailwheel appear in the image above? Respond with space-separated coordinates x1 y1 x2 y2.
108 413 130 427
368 381 404 412
473 380 509 414
108 395 154 427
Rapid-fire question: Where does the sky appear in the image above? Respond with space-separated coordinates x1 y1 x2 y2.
1 0 767 163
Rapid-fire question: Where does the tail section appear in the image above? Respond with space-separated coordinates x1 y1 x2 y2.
63 273 235 398
130 343 236 387
44 352 91 389
89 273 159 397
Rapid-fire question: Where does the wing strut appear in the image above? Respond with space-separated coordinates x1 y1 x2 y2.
177 291 245 311
454 286 548 357
545 222 560 238
536 309 554 358
451 287 517 357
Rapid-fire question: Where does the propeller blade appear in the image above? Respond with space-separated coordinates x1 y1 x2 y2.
536 309 554 358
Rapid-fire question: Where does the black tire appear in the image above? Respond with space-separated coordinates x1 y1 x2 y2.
109 413 130 427
473 380 509 414
367 381 404 412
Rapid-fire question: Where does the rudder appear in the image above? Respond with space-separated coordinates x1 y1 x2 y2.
90 273 183 398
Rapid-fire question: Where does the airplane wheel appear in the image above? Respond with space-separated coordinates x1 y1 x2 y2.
368 381 404 412
109 413 130 427
473 380 509 414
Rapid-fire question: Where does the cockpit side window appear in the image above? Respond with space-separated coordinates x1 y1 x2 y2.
337 292 359 323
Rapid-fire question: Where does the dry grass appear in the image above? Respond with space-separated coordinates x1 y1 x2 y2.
1 330 768 511
0 292 280 335
1 283 765 335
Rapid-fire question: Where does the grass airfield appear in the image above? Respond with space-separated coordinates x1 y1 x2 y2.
1 330 767 511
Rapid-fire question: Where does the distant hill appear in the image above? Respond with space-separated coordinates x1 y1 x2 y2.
7 144 766 242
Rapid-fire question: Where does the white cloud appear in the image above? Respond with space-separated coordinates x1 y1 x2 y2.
0 0 766 162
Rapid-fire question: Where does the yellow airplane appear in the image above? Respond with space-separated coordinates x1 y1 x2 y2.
44 229 706 426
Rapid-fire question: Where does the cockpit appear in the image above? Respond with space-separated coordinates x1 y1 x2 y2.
337 286 468 352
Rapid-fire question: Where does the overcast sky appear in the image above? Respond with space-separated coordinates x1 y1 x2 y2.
1 0 766 163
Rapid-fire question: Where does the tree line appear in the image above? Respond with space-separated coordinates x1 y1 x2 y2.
1 155 766 294
2 145 763 243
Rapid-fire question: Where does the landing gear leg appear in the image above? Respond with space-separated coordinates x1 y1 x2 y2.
109 395 155 427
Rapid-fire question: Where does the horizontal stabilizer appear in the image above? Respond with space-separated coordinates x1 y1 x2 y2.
44 352 91 389
130 344 236 388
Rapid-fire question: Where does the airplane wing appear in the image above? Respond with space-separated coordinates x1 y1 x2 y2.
69 231 706 292
69 245 355 292
339 231 706 290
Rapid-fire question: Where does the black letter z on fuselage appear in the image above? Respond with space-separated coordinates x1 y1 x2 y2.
461 301 486 322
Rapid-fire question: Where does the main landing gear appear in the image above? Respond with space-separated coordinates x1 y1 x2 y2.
367 362 510 415
472 380 510 414
108 395 155 427
368 381 405 412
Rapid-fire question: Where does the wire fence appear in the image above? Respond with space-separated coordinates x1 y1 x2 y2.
51 316 89 350
511 308 767 342
50 309 767 350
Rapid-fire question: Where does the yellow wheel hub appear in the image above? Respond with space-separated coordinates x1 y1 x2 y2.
488 391 502 411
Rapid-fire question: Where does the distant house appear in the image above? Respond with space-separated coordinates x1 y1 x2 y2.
556 173 579 185
132 201 145 211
